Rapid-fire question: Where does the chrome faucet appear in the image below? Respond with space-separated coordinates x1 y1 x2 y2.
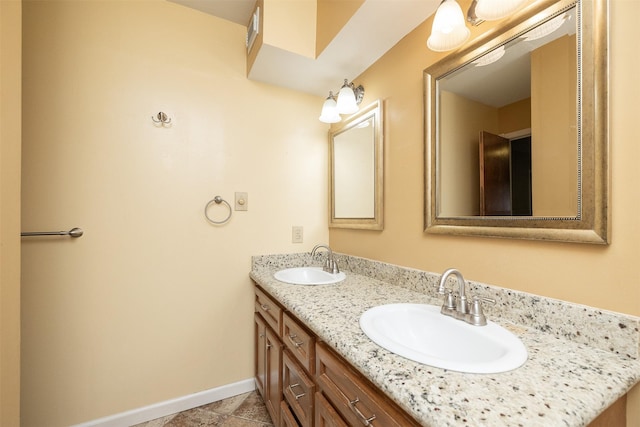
437 268 493 326
311 244 340 274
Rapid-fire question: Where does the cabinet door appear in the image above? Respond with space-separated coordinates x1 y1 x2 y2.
315 392 348 427
266 325 283 426
254 313 266 398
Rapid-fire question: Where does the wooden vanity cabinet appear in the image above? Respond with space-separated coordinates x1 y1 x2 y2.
255 284 420 427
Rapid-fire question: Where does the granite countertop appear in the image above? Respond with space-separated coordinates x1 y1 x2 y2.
250 253 640 427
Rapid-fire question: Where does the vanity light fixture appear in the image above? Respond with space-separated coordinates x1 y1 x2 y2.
319 79 365 123
428 0 527 51
427 0 470 52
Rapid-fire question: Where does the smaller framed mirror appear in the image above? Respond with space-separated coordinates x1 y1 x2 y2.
330 100 384 230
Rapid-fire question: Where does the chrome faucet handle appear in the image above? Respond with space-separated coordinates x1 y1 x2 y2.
468 296 496 326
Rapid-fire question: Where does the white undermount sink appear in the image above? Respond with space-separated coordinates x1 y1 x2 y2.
274 267 346 285
360 303 527 374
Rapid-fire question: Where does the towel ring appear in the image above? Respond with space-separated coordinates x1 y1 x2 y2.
204 196 232 225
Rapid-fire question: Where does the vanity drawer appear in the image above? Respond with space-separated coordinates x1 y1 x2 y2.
316 343 420 427
283 312 315 374
315 392 348 427
283 350 315 427
280 400 299 427
255 286 282 335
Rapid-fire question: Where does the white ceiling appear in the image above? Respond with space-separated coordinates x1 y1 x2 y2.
169 0 440 97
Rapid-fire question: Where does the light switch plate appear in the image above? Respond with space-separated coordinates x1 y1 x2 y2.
235 192 248 211
292 226 303 243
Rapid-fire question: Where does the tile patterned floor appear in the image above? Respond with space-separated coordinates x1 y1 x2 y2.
132 391 274 427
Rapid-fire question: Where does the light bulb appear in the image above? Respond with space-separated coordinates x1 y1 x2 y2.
427 0 470 52
475 0 527 21
319 92 341 123
336 80 359 115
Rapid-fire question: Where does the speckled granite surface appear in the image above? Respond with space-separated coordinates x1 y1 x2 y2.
251 252 640 427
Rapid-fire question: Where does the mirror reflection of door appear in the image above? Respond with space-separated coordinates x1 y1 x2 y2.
479 131 532 216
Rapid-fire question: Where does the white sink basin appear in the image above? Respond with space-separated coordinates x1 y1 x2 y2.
360 303 527 374
274 267 346 285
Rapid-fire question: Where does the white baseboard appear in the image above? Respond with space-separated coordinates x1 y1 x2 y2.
72 378 255 427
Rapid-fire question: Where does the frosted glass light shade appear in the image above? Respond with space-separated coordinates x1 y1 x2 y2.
473 45 506 66
522 13 567 41
319 94 341 123
427 0 470 52
475 0 527 21
336 80 359 115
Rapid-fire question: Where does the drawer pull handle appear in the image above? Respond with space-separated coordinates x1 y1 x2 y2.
288 334 304 348
349 397 376 426
261 304 270 311
266 343 272 350
288 383 306 400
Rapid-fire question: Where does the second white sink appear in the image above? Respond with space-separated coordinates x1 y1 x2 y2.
274 267 346 285
360 303 527 374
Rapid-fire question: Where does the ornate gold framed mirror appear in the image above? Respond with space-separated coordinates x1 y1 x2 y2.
330 100 384 230
424 0 609 244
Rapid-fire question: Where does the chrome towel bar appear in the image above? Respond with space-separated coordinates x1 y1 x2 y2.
21 227 84 238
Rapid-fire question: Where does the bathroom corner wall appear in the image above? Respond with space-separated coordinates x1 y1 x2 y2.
21 1 328 426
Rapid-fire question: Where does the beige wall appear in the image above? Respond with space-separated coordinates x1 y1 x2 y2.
21 1 328 426
0 0 22 425
329 0 640 422
498 97 530 134
531 34 578 217
439 90 498 216
263 0 317 59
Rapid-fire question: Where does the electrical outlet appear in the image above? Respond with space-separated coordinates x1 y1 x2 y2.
292 226 303 243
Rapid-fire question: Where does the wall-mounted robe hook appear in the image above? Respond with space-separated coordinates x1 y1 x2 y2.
152 111 171 126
